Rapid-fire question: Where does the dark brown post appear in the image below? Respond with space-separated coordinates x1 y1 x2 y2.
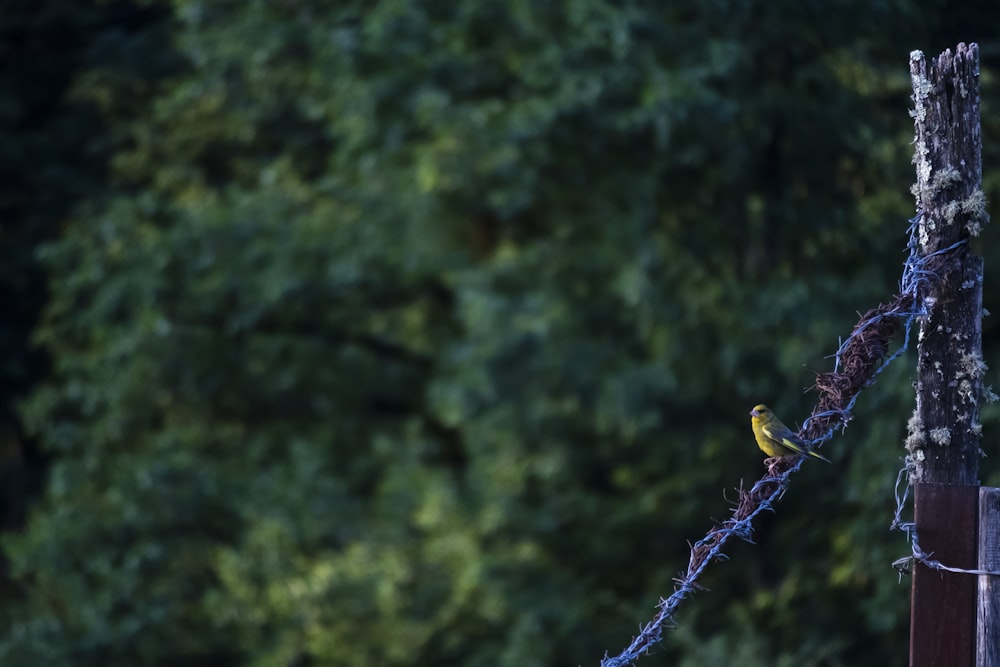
906 44 987 667
979 487 1000 665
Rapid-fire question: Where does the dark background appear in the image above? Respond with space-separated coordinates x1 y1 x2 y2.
2 1 999 665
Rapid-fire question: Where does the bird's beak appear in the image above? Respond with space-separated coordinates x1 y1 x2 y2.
749 408 759 417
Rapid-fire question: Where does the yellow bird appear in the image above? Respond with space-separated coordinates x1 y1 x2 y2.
750 404 830 462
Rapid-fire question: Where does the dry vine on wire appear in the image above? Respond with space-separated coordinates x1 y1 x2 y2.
601 213 954 667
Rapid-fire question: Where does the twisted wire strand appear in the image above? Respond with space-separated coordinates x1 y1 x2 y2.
601 458 803 667
602 213 978 667
885 215 1000 578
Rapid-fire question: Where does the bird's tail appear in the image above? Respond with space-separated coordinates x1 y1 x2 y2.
806 448 831 463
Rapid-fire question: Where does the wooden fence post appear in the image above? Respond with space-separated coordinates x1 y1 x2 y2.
906 43 986 667
979 488 1000 665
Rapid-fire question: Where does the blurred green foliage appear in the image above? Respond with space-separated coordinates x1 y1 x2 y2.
3 1 1000 665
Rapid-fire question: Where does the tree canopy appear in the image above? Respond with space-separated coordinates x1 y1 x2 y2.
2 1 1000 666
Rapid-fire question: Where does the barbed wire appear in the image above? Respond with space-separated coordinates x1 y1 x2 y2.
600 456 806 667
885 215 1000 580
889 464 1000 579
602 212 975 667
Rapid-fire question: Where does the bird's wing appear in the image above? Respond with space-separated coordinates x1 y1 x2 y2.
761 423 809 454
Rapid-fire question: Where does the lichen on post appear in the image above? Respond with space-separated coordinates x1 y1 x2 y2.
906 43 987 486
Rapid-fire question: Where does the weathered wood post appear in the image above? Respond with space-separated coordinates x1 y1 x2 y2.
906 43 986 667
980 488 1000 665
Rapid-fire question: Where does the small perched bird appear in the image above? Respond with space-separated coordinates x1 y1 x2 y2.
750 404 830 462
